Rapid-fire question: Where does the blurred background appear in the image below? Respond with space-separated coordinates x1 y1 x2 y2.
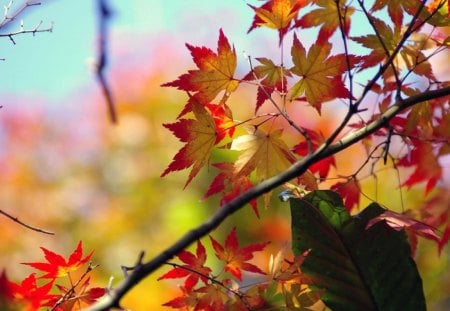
0 0 449 310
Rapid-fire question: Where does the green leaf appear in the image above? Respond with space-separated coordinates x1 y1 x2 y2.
290 190 425 311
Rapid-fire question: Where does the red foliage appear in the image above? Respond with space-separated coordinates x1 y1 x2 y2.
22 241 93 279
331 178 361 212
158 241 212 289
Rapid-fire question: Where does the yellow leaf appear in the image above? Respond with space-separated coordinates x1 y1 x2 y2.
231 128 296 181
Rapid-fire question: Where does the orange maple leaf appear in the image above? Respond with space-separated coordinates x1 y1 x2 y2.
210 228 269 281
162 29 238 104
231 127 296 181
247 0 306 44
161 102 219 187
294 0 355 43
243 57 292 111
47 277 106 310
289 34 352 113
22 241 93 279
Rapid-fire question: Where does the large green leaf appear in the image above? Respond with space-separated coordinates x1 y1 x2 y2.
289 190 425 311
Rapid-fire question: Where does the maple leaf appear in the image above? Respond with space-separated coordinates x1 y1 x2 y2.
194 284 226 311
247 0 306 44
48 278 106 310
243 57 292 111
231 127 296 181
203 163 259 217
0 271 55 310
289 35 352 113
205 103 235 142
421 190 450 252
294 0 355 43
370 0 417 28
397 141 442 194
162 29 238 104
210 228 269 281
161 102 219 187
351 17 401 71
158 240 212 289
162 285 198 309
22 241 93 279
366 210 440 254
330 178 361 212
293 129 336 178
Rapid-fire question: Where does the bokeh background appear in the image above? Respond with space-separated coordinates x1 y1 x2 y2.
0 0 449 310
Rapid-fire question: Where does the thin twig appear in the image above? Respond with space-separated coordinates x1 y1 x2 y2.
0 20 52 44
246 55 312 150
0 0 41 29
164 262 245 299
96 0 117 124
357 0 403 96
0 209 54 235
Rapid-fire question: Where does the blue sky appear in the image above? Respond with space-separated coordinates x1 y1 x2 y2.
0 1 264 102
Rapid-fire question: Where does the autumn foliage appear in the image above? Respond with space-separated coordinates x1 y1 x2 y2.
156 0 450 309
1 0 450 310
0 242 105 310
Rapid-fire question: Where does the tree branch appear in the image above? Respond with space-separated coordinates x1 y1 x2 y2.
0 20 52 44
0 209 54 235
87 85 450 311
0 1 41 29
96 0 117 124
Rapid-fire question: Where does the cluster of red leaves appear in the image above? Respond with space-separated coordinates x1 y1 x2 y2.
0 242 105 311
161 0 450 258
159 228 319 310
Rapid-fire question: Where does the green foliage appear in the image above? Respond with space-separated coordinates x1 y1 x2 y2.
290 190 426 311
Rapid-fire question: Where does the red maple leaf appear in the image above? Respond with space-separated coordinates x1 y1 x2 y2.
203 163 259 217
205 103 235 142
162 29 238 105
293 129 336 178
331 178 361 212
209 228 269 281
158 240 212 289
247 0 307 44
22 241 93 279
0 271 56 310
421 190 450 253
397 141 442 194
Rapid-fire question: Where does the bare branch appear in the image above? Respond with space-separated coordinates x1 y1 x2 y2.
0 19 52 44
0 209 54 235
87 85 450 311
0 1 42 29
96 0 117 124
